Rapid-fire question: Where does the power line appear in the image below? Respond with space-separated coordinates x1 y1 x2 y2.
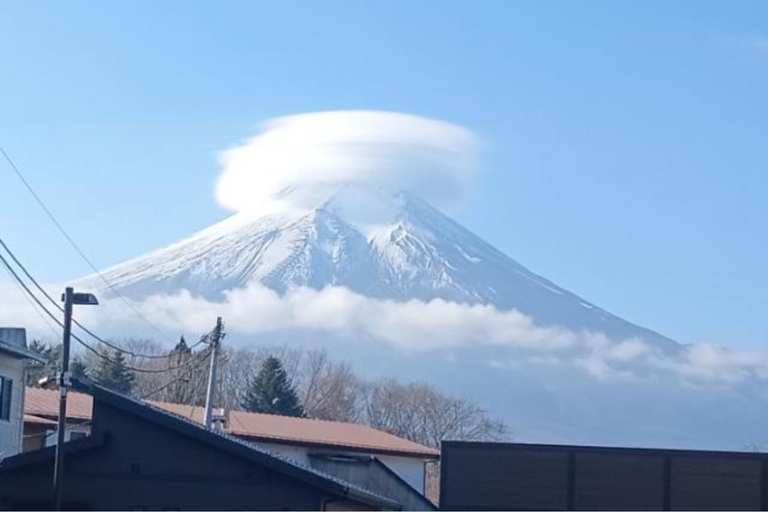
73 334 211 374
0 146 174 343
0 249 211 375
0 237 183 360
140 348 213 400
0 256 61 339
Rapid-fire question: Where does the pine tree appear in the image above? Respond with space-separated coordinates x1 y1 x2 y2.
26 340 61 386
241 356 304 417
164 335 205 405
94 349 135 395
70 358 89 380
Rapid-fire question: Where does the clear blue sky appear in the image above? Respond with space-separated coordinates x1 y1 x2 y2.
1 1 766 349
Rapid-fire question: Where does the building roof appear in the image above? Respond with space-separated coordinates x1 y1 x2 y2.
24 387 438 458
23 413 58 426
310 453 437 511
8 379 402 511
26 387 93 420
0 340 45 363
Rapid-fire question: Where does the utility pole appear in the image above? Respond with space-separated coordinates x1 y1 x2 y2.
53 287 99 510
52 287 98 511
203 317 223 429
53 288 74 512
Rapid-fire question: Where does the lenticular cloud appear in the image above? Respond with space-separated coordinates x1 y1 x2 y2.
214 111 479 212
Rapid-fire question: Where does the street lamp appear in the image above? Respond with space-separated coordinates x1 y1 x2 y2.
53 287 98 511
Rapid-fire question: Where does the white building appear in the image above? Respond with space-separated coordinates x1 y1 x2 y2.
0 328 44 459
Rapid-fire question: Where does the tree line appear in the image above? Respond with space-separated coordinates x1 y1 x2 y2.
26 337 509 448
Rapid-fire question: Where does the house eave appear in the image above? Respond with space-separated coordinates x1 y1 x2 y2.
0 341 46 363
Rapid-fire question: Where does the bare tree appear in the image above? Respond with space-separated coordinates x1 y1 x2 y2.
362 379 509 448
294 349 363 422
69 338 510 449
218 346 265 410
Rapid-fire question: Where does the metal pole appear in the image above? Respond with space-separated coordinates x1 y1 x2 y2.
203 317 222 428
53 287 74 511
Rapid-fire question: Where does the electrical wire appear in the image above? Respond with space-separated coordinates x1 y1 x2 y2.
73 334 211 374
0 249 212 375
0 146 174 343
0 256 61 340
139 348 213 400
0 237 208 359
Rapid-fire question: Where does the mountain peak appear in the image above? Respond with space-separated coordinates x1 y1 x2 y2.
76 183 677 350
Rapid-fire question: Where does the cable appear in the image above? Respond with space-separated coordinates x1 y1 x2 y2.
0 249 211 375
0 256 61 340
73 335 211 374
0 146 174 343
0 237 205 360
139 348 212 400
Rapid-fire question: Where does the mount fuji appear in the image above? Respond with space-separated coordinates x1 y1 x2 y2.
78 183 676 351
74 182 768 449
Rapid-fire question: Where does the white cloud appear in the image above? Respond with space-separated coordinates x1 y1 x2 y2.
214 111 479 212
4 281 767 387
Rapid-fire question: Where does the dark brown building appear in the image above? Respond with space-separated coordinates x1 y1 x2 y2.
0 379 401 511
440 440 768 511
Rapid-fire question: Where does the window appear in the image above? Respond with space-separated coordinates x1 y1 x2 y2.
0 375 12 421
70 431 87 441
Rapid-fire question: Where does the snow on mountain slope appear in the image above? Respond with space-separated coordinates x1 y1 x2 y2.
77 183 677 350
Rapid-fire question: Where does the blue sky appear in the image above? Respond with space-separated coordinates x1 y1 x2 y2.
0 1 766 349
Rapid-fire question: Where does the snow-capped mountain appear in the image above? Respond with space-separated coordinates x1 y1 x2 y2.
78 183 677 350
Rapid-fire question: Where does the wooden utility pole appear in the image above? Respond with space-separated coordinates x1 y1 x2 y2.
203 317 223 429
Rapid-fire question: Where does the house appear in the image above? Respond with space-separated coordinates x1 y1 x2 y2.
0 328 45 459
440 440 768 511
23 386 439 497
0 378 410 511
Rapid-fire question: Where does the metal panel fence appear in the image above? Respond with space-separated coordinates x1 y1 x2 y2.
440 441 768 511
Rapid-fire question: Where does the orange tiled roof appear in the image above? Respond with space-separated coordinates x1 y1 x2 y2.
24 387 438 458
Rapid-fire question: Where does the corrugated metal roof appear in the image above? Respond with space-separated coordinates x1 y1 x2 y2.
25 387 93 420
14 382 404 511
24 387 438 458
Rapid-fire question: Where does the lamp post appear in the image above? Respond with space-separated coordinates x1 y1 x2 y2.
53 287 98 511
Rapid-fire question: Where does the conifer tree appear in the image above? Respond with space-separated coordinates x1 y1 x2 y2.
94 349 135 395
241 356 304 417
70 358 89 380
26 340 61 386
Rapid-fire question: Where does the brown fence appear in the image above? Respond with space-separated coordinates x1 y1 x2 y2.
440 441 768 511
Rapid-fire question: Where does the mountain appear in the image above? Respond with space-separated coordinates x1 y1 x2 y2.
77 183 768 449
78 183 677 351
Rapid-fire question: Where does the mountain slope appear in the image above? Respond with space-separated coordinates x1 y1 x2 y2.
77 183 677 350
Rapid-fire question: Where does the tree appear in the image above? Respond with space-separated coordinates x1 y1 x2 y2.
70 358 89 380
241 356 304 417
94 349 135 395
362 379 509 448
162 335 208 405
295 349 362 422
25 340 61 386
